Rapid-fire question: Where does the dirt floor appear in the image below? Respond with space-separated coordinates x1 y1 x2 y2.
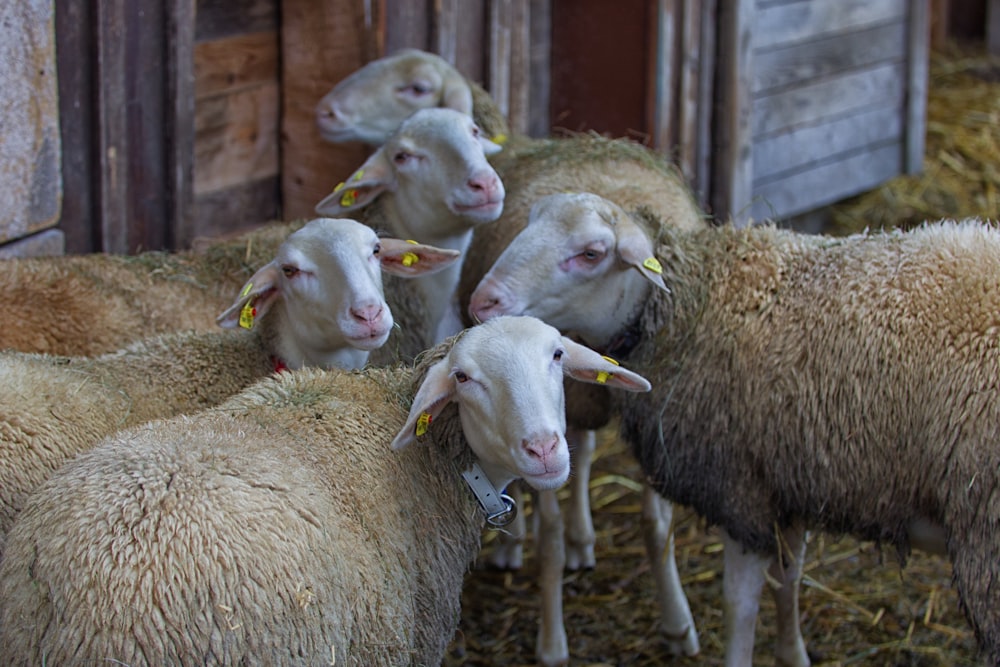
444 44 998 667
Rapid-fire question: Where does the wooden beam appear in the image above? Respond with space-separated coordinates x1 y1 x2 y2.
166 0 197 249
907 0 930 175
95 0 129 253
988 0 1000 56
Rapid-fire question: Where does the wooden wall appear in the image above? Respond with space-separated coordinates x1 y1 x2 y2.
714 0 929 224
190 0 282 245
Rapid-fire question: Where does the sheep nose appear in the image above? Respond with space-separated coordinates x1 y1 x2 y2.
522 433 559 462
316 101 346 127
468 284 506 323
351 303 383 324
467 171 502 200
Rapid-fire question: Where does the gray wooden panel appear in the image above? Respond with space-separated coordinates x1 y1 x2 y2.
753 20 906 94
753 105 903 182
906 0 929 174
752 61 904 137
754 0 906 50
749 142 902 221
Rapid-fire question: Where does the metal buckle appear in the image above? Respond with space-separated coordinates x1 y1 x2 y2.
485 493 517 527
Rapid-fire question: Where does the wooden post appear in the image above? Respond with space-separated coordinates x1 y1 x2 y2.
906 0 930 175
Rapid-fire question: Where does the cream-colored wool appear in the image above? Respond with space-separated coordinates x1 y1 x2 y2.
2 221 301 356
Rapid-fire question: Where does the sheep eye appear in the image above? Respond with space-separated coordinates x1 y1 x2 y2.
471 125 481 137
582 249 601 261
454 371 469 383
402 82 431 95
281 265 299 278
553 349 564 362
373 242 381 257
394 151 411 165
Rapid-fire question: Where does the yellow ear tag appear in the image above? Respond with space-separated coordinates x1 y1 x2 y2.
415 412 432 436
340 189 358 207
643 257 663 274
596 355 620 384
239 300 257 330
352 169 365 181
240 281 254 298
491 133 508 145
402 252 419 267
333 181 346 193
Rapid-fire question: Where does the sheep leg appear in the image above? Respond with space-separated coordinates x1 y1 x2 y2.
564 426 596 569
535 487 569 667
486 481 525 569
769 524 810 667
722 529 769 667
642 486 700 656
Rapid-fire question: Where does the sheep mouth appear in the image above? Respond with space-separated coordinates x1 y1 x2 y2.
452 200 504 220
346 329 391 349
522 468 570 491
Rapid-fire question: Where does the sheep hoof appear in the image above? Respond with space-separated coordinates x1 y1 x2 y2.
663 624 700 657
564 542 595 570
485 542 523 570
536 626 569 667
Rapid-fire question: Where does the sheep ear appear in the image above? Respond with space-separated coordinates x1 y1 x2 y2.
315 151 395 215
560 336 651 393
216 262 283 329
391 359 456 450
615 215 669 293
477 133 504 156
440 68 473 115
377 237 461 277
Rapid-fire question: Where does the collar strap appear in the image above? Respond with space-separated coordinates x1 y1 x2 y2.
461 461 517 527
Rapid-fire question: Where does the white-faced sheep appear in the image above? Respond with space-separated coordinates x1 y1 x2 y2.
0 218 458 553
316 48 709 664
2 221 301 357
315 47 511 147
0 316 651 666
315 106 505 342
470 191 1000 666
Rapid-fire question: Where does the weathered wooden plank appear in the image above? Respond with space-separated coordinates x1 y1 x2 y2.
752 61 905 138
385 0 430 52
0 229 66 259
451 0 487 82
650 0 678 152
195 0 278 43
695 0 717 205
281 0 375 222
506 0 532 135
489 0 513 121
749 142 902 221
753 20 906 94
990 0 1000 56
712 0 755 225
754 0 907 51
191 176 280 243
194 82 280 195
194 31 280 99
165 0 197 250
905 0 929 175
54 1 97 252
753 105 903 183
677 0 704 183
527 0 552 137
96 0 130 253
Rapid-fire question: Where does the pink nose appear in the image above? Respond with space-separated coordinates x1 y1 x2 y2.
469 283 506 323
351 303 383 324
467 171 502 201
522 433 559 463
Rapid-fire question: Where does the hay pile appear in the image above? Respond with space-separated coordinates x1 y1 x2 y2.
829 46 1000 235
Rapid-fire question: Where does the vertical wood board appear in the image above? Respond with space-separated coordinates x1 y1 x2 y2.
753 0 907 51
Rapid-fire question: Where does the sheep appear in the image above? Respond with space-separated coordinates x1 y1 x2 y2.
0 315 652 666
315 107 505 342
316 49 709 665
469 191 1000 666
2 221 302 357
315 47 511 147
0 217 459 554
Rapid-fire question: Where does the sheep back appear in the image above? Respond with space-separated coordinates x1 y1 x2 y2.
615 220 1000 656
0 330 273 548
0 366 484 666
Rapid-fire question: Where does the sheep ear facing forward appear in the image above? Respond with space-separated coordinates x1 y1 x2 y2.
559 336 652 393
316 151 395 216
378 238 461 277
216 262 282 330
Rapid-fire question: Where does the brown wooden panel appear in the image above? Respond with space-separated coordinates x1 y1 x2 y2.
195 0 278 42
750 142 903 221
753 21 907 94
281 0 377 222
194 31 279 99
192 176 281 242
385 0 431 52
549 0 650 138
752 62 905 138
194 82 280 195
